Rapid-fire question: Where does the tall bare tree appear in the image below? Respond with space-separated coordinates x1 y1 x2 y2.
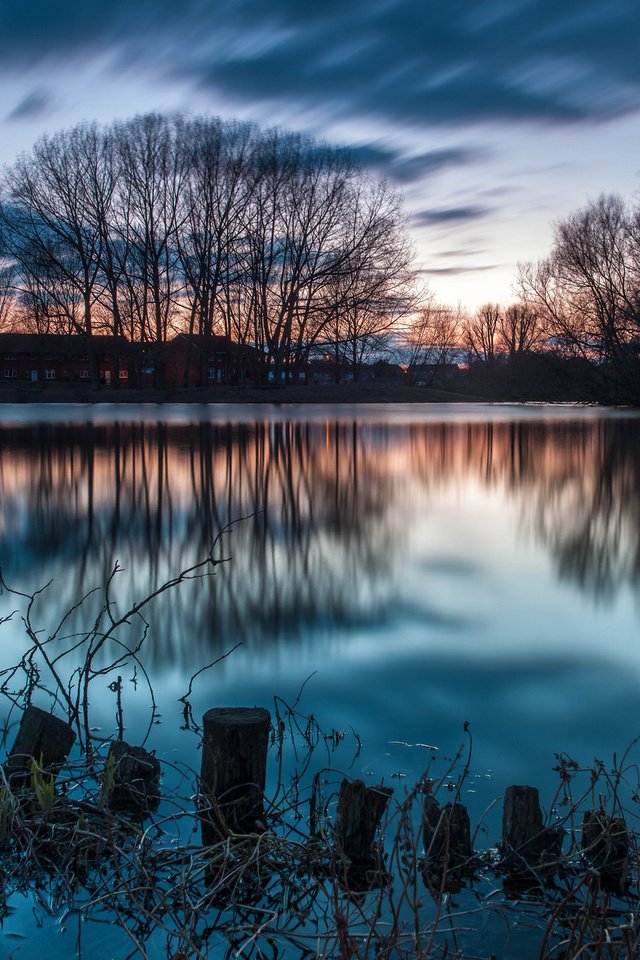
322 179 416 382
0 259 16 330
1 113 417 390
519 194 640 399
404 298 463 386
464 302 501 364
2 125 105 381
114 115 189 383
498 302 544 358
177 118 256 384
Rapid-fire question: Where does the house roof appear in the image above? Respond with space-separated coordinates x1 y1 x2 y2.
0 333 131 355
169 333 263 359
0 331 264 361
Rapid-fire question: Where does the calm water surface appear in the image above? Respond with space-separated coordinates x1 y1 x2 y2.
0 402 639 954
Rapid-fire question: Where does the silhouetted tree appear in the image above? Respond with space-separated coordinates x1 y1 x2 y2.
464 302 501 364
498 302 543 358
177 118 256 384
404 299 463 387
319 179 416 382
1 115 416 389
519 194 640 401
0 259 16 330
2 125 109 382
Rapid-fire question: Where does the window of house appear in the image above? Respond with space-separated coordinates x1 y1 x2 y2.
4 353 16 361
207 367 216 381
3 369 17 379
45 369 56 380
119 369 128 379
79 369 89 379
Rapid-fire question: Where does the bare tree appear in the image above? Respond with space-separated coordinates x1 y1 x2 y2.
464 302 501 364
2 113 416 390
404 298 463 386
177 118 256 384
0 258 16 331
519 194 640 399
498 302 544 358
2 126 105 381
323 179 416 382
18 267 85 334
114 115 189 383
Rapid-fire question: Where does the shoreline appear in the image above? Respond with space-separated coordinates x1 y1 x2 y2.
0 382 486 404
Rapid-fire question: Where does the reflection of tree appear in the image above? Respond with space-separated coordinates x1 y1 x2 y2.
2 416 638 670
408 418 640 598
529 421 640 597
0 420 397 665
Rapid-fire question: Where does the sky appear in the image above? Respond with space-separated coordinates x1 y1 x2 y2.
0 0 639 310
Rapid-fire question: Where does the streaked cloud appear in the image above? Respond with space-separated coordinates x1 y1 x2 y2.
412 206 494 226
1 1 639 131
0 0 637 308
6 89 52 121
351 144 489 184
421 264 500 276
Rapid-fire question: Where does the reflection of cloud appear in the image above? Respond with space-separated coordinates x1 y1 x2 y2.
412 205 493 226
7 88 52 121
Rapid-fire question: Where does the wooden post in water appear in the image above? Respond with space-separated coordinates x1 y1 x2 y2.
502 785 544 852
423 795 472 869
334 779 393 866
200 707 271 843
501 784 562 874
4 705 75 785
582 810 629 892
104 740 161 816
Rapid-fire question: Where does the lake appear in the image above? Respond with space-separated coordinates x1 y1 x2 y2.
1 402 639 956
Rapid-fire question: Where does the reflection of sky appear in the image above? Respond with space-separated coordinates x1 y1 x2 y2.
0 405 639 827
1 1 640 308
2 407 640 956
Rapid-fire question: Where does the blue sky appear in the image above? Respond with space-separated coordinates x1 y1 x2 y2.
1 0 639 308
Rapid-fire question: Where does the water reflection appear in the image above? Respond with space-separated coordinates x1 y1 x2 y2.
0 413 638 669
407 418 640 597
0 420 398 661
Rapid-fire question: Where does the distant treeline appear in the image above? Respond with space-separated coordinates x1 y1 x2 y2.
0 114 638 400
407 193 640 403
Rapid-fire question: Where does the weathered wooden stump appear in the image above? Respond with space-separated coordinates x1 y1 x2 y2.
334 779 393 865
501 785 562 875
104 740 161 816
422 794 473 892
581 810 629 892
502 785 543 850
200 707 271 842
423 796 472 866
4 705 75 786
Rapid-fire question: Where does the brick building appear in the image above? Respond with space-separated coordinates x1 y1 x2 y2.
0 332 264 388
140 334 264 387
0 333 133 384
